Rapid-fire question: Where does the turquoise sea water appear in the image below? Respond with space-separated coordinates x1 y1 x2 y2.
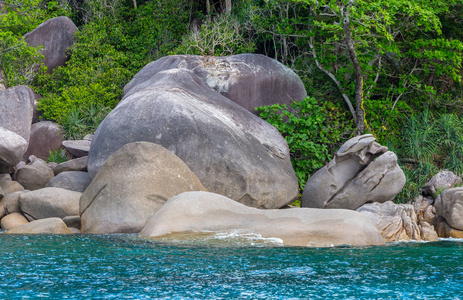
0 233 462 299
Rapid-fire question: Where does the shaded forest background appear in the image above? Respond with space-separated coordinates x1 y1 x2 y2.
1 0 463 203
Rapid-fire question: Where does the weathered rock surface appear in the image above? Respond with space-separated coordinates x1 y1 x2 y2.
357 201 438 242
0 85 35 141
1 213 29 230
46 171 91 192
421 170 462 198
53 156 88 175
19 187 81 221
0 176 24 195
4 191 24 214
88 69 298 208
435 217 463 238
435 187 463 231
0 127 28 168
23 121 65 159
123 54 307 114
24 16 78 73
140 191 385 247
15 159 54 190
302 135 406 210
81 142 207 234
62 140 91 157
6 217 72 234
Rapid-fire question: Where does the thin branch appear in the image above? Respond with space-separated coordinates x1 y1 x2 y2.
308 38 357 124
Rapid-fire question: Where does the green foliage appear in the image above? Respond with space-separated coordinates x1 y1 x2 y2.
257 97 354 190
61 103 110 140
394 110 463 202
45 148 68 164
0 0 70 86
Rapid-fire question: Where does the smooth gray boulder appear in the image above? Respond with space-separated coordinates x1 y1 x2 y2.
53 156 87 175
139 191 385 247
0 86 35 141
6 217 72 234
46 171 91 192
123 54 307 114
0 127 28 169
15 159 54 190
421 170 462 198
23 121 65 160
81 142 207 234
4 190 25 214
19 187 81 221
24 16 78 73
88 69 298 208
62 140 91 157
435 187 463 231
302 135 406 210
357 201 438 242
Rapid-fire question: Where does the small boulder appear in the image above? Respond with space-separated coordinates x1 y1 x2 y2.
1 212 29 231
46 171 91 193
421 170 462 199
139 191 385 247
4 191 25 214
6 217 72 234
19 187 81 221
0 126 28 168
15 159 54 190
302 135 406 210
23 121 65 160
0 86 35 141
24 16 78 73
123 54 307 114
62 140 91 157
53 156 88 175
0 177 24 195
81 142 207 234
435 187 463 231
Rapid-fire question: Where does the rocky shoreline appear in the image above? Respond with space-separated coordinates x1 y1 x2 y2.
1 16 463 247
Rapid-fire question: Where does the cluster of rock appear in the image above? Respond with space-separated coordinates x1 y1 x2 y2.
2 15 463 247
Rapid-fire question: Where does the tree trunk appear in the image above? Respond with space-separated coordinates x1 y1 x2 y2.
0 61 6 92
343 0 365 135
225 0 231 13
133 0 137 9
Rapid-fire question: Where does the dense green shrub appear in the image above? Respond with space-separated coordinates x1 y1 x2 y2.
257 97 354 190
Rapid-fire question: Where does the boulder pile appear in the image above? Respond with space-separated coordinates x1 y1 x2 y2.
2 15 457 247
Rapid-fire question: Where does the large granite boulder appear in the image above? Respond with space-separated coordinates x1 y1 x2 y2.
0 127 28 169
139 191 385 247
46 171 91 193
15 159 54 190
123 54 307 114
357 201 438 242
6 217 72 234
81 142 207 234
435 187 463 231
302 135 406 210
88 69 298 208
0 85 35 141
19 187 81 221
24 16 78 73
23 121 65 160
